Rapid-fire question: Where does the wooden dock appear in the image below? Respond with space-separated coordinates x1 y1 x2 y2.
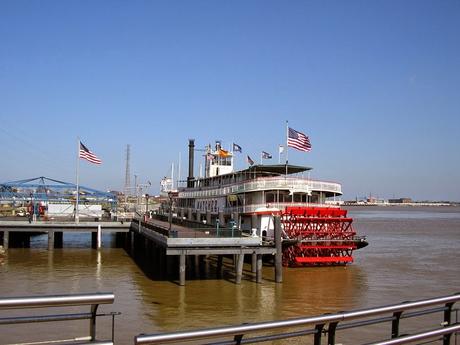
0 217 282 286
0 220 129 249
129 217 281 286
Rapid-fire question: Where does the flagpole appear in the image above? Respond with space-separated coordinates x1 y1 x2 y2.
231 141 234 172
76 138 80 224
285 121 289 176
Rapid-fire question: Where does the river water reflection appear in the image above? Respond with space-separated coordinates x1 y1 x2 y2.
1 206 459 344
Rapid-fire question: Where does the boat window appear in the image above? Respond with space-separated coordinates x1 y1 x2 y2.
265 193 275 203
244 194 252 205
310 194 319 204
279 191 290 203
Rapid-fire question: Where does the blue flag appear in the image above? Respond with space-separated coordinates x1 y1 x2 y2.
233 143 242 153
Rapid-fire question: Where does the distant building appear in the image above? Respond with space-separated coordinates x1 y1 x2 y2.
388 198 412 204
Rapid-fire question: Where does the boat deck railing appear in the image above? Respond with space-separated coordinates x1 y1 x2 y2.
179 176 342 198
134 293 460 345
0 292 118 345
142 214 244 238
223 202 337 214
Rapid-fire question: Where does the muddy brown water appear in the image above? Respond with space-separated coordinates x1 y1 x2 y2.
1 206 459 344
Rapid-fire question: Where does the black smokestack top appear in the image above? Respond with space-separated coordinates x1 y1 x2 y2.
187 139 195 187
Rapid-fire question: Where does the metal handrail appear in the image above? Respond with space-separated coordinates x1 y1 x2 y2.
0 292 116 345
0 292 114 309
368 324 460 344
135 293 460 344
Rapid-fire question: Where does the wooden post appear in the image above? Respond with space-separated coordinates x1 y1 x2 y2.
235 253 245 284
97 224 102 249
2 231 9 250
179 253 186 286
130 231 135 255
194 255 199 277
91 232 97 249
47 231 55 251
251 253 257 273
55 232 63 248
217 255 223 278
256 254 263 283
274 216 283 283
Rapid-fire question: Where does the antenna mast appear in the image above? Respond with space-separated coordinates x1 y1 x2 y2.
124 144 131 197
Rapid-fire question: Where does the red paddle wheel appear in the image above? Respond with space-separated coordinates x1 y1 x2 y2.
281 207 361 267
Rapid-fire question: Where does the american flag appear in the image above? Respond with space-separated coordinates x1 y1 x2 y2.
247 155 254 166
288 127 311 152
79 142 102 164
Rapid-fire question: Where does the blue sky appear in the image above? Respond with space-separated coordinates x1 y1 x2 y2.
1 1 459 201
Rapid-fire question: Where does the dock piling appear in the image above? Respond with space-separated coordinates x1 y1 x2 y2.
216 255 223 278
55 232 63 248
2 231 9 250
97 224 102 249
235 254 245 284
251 253 257 273
179 253 186 286
274 216 283 283
48 231 54 251
256 254 263 283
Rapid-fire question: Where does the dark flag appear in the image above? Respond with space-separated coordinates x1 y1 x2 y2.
262 151 272 159
247 155 254 166
233 143 242 153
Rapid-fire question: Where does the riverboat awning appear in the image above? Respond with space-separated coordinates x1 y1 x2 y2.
242 164 312 175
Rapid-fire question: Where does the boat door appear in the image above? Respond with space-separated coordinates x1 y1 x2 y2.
260 215 274 239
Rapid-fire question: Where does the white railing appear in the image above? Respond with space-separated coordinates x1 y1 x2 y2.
179 177 342 199
223 202 337 214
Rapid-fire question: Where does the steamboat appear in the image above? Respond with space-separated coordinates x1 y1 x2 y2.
164 139 367 267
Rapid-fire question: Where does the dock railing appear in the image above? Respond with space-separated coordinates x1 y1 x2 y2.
134 293 460 345
0 292 117 345
143 214 243 238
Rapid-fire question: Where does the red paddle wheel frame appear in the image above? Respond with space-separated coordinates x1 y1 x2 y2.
280 207 357 267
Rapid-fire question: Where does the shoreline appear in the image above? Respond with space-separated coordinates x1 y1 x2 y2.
342 202 458 207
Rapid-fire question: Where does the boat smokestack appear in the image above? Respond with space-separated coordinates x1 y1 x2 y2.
187 139 195 187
